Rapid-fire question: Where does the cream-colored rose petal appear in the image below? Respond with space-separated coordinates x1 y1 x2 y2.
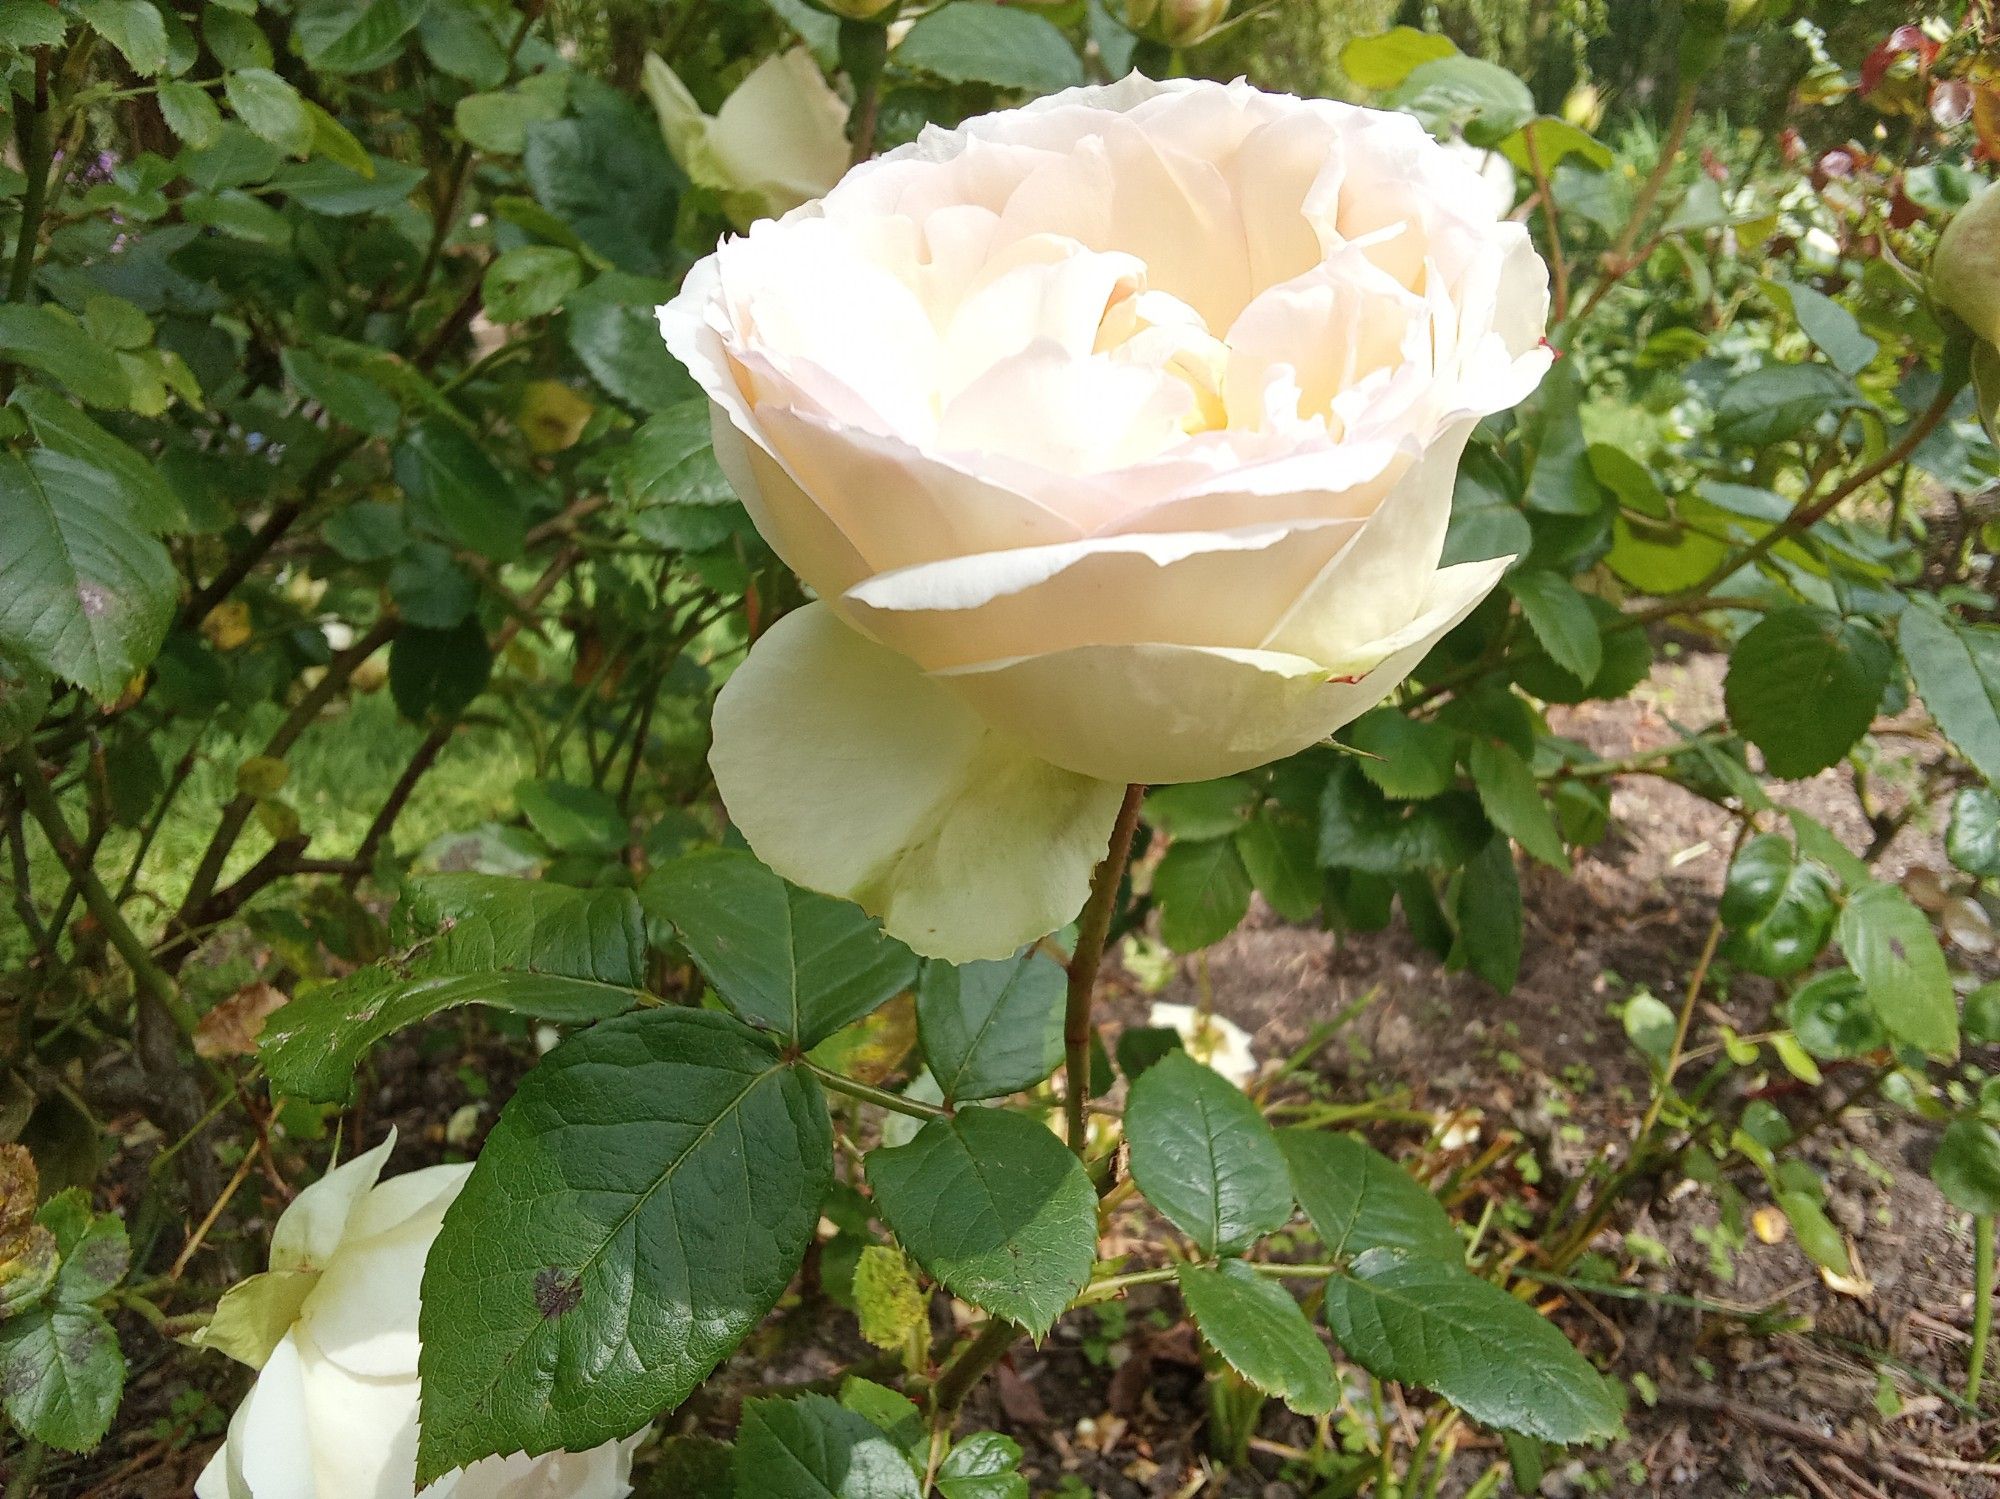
843 518 1360 670
302 1166 467 1380
710 602 1126 961
1260 418 1478 664
755 403 1085 571
269 1132 395 1276
935 557 1511 784
707 50 848 220
197 1333 317 1499
293 1325 424 1497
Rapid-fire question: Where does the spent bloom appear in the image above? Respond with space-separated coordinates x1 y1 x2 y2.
660 76 1551 961
1148 1002 1260 1086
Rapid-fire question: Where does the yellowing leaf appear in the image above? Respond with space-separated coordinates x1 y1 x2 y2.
851 1244 929 1370
517 379 595 454
201 599 252 651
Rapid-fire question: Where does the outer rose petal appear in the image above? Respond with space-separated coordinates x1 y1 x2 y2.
301 1165 468 1380
196 1334 318 1499
709 602 1127 961
841 518 1361 669
934 556 1512 784
268 1132 395 1275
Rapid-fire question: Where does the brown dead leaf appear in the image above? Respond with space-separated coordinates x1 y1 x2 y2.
195 981 288 1059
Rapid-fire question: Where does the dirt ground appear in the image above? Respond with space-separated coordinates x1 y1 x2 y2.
33 651 2000 1498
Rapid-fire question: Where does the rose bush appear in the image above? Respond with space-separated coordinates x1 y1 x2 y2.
194 1137 640 1499
660 75 1552 962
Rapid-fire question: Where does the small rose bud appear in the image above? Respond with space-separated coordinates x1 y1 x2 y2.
1561 82 1604 131
1124 0 1230 48
1932 182 2000 348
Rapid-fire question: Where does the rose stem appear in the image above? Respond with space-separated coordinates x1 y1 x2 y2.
1063 783 1145 1157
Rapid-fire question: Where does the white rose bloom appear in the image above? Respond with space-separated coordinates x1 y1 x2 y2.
659 75 1551 962
195 1135 641 1499
644 49 849 230
1440 138 1518 219
1148 1002 1259 1086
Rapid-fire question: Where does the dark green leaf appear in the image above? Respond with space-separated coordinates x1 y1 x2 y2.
275 155 425 216
1505 571 1601 686
1786 970 1883 1060
1467 739 1567 871
1386 56 1534 147
1177 1261 1336 1416
1114 1026 1181 1081
1838 882 1956 1057
295 0 427 74
11 388 182 531
916 951 1065 1103
514 779 626 855
417 1009 832 1480
1144 779 1256 841
895 4 1083 92
1720 835 1837 978
1234 815 1320 924
1902 603 2000 787
0 450 174 701
642 849 918 1049
867 1107 1095 1339
394 420 527 563
0 1304 123 1451
1345 710 1459 801
484 245 583 323
524 92 680 276
224 68 311 156
0 305 131 408
260 877 648 1100
1932 1117 2000 1217
1768 281 1877 376
1948 787 2000 878
732 1394 922 1499
1153 837 1252 953
567 271 697 414
283 346 400 436
1712 364 1863 446
1279 1129 1459 1262
388 616 491 722
1126 1051 1291 1257
1322 1250 1622 1443
1454 835 1522 993
1319 762 1489 876
1724 608 1890 778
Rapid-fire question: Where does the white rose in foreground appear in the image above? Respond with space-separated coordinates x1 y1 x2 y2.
195 1136 640 1499
659 75 1551 962
643 49 849 229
